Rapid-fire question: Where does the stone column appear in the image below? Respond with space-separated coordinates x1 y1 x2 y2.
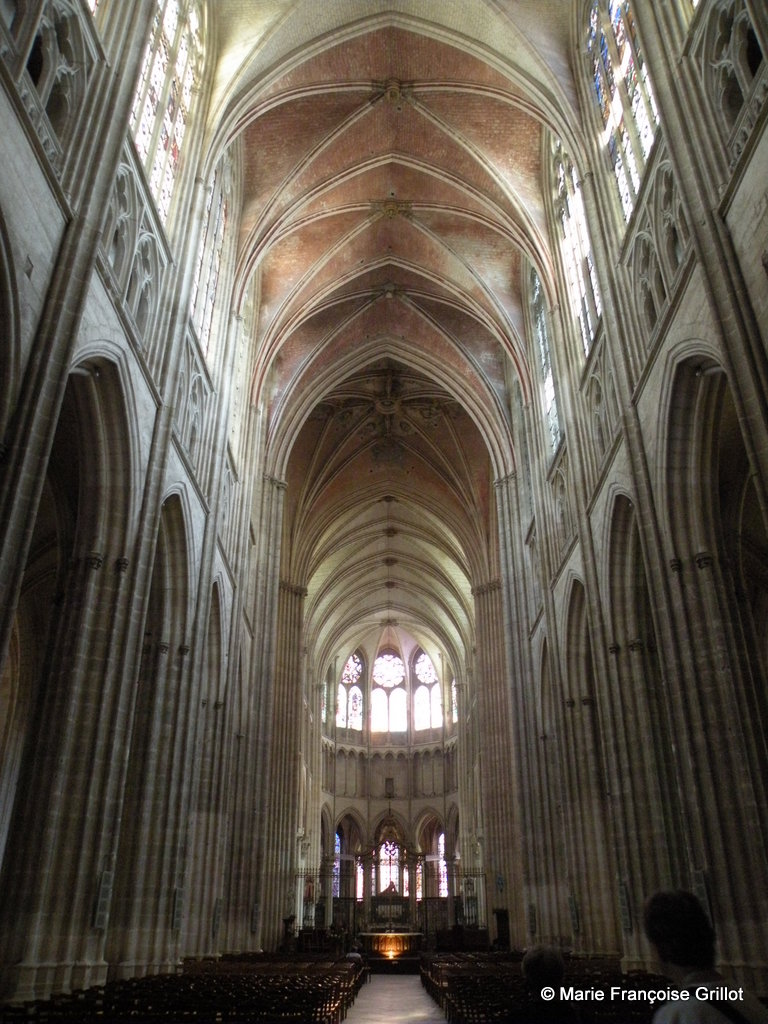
472 575 523 948
260 574 307 949
0 5 158 1004
229 472 286 952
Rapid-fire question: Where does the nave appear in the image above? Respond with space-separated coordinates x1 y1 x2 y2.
1 0 767 1007
344 975 444 1024
0 951 675 1023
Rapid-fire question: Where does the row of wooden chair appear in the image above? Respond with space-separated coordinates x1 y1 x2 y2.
420 952 666 1024
0 957 367 1023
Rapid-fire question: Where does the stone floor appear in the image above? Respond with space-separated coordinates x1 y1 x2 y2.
344 974 445 1023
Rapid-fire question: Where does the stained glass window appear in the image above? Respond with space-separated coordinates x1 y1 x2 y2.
451 679 458 723
554 143 602 356
130 0 203 223
371 651 406 732
414 652 437 685
414 651 443 730
372 653 405 687
531 269 561 451
190 158 229 361
336 652 364 730
379 840 400 892
332 832 341 898
587 0 659 221
438 833 448 898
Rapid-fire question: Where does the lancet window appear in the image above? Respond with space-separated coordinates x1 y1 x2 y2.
371 651 407 732
413 651 442 731
378 839 400 892
130 0 203 222
588 0 659 220
531 268 561 451
190 156 229 360
438 832 448 898
332 831 341 898
553 143 602 356
336 652 363 731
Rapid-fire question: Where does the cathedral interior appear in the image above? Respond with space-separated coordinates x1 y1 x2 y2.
0 0 767 1007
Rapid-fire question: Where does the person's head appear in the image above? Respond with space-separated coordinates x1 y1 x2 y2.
522 946 566 990
643 890 715 972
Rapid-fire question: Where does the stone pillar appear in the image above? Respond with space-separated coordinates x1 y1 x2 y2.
471 575 523 948
0 5 158 1003
622 2 768 988
260 574 306 949
228 473 286 953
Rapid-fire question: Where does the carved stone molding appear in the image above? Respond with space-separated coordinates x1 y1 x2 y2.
472 579 502 597
370 199 413 220
279 579 308 598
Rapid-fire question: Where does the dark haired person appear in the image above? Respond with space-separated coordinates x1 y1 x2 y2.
643 891 768 1024
521 945 581 1023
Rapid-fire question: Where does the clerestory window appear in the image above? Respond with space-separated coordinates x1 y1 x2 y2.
588 0 659 221
413 651 442 730
371 651 406 732
130 0 203 223
336 652 363 730
190 156 229 361
553 142 602 356
531 268 561 451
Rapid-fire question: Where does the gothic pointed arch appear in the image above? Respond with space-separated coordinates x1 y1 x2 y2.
0 359 138 973
560 577 619 952
107 491 193 971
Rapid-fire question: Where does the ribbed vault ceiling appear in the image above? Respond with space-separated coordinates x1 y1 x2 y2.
210 0 579 679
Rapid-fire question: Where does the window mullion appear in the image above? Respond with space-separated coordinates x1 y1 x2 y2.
600 6 643 199
621 11 659 159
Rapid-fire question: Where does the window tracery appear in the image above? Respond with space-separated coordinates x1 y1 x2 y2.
130 0 203 223
587 0 659 220
190 157 229 361
625 155 691 345
371 651 406 732
332 831 341 898
21 1 95 160
413 651 442 731
438 832 448 898
553 143 602 355
378 839 400 892
336 652 363 731
126 233 161 338
695 0 765 163
530 268 561 452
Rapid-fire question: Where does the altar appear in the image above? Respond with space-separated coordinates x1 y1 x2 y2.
359 931 424 958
